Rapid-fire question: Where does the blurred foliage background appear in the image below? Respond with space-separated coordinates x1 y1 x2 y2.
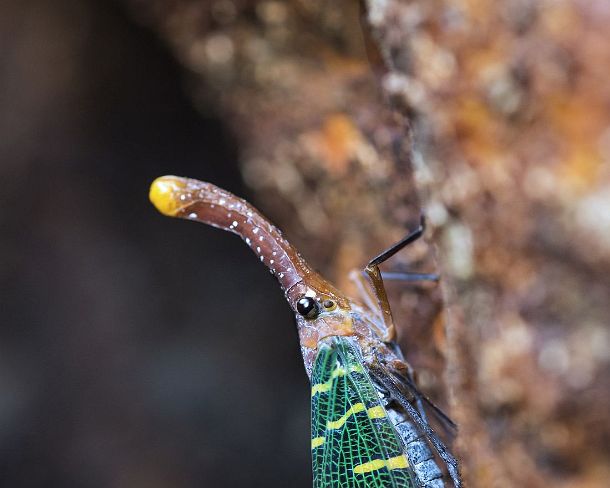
2 0 609 487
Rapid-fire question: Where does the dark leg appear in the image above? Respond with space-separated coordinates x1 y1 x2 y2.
367 215 426 268
364 215 430 342
395 372 458 432
381 272 440 283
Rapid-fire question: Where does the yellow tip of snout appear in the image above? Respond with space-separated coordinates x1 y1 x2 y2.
149 176 187 216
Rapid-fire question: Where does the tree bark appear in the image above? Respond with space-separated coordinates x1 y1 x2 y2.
125 1 610 486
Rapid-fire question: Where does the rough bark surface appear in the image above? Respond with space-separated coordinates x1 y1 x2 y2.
123 1 610 486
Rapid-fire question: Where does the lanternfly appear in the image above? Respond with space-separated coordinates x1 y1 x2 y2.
150 175 462 488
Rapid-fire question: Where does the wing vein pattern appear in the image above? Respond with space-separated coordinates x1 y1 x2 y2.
311 336 414 488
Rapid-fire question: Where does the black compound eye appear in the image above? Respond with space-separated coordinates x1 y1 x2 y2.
296 297 319 319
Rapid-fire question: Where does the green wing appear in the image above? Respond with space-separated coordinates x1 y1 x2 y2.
311 337 414 488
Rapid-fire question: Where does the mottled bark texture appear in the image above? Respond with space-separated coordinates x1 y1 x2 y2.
124 1 610 486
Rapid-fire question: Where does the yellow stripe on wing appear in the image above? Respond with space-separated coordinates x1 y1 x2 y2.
326 403 388 430
310 364 364 397
327 402 366 429
353 454 409 474
311 436 325 449
366 405 387 419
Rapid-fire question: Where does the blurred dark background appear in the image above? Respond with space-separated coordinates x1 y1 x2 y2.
0 1 310 486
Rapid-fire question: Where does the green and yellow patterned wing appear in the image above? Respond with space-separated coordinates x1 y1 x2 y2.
311 336 414 488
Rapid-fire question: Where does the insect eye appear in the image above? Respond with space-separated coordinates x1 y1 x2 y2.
323 299 336 311
296 297 319 319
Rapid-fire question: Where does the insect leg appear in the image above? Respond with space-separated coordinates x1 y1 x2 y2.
368 215 427 267
348 269 384 318
381 271 440 283
364 215 428 342
395 372 457 433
